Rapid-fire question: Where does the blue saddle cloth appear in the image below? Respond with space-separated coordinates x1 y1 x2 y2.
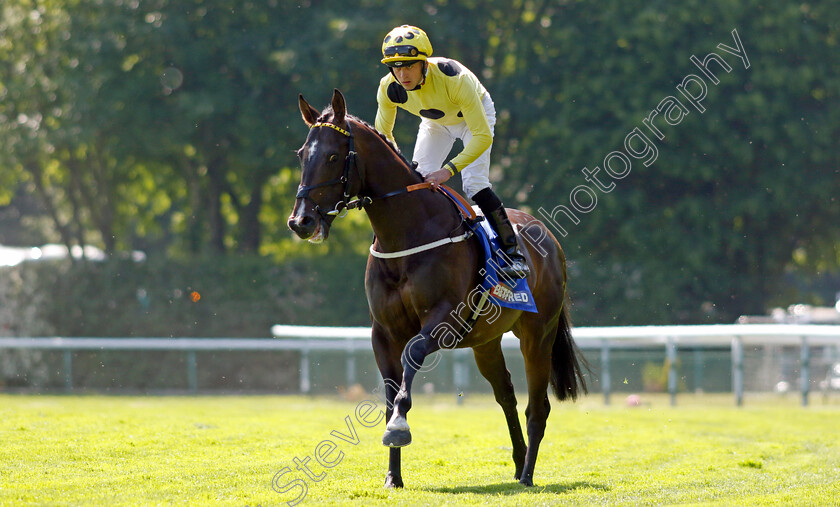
469 217 538 313
437 187 538 313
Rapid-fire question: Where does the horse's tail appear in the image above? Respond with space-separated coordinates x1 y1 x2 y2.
550 298 589 401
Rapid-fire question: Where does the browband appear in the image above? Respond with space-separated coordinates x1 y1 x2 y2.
310 122 351 137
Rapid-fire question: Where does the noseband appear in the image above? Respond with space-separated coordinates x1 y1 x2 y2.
295 121 362 221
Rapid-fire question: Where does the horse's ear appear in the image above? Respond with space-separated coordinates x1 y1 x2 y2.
299 94 319 127
331 88 346 125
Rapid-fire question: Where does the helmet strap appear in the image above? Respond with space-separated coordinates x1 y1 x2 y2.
414 62 427 89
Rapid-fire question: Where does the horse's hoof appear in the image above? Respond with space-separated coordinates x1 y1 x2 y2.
518 477 534 487
384 473 404 488
382 429 412 447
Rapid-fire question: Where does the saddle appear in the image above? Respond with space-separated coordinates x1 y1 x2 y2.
436 186 538 314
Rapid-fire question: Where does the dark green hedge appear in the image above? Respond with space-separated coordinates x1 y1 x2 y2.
2 253 370 338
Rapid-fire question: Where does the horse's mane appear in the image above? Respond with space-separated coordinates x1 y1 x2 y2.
320 106 422 180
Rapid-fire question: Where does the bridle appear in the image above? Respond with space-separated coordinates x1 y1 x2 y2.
296 120 432 221
296 118 475 259
295 121 361 221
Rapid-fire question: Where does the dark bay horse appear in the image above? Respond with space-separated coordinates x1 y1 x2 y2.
288 89 587 488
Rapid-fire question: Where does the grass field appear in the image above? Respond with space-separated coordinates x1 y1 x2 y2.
1 393 839 506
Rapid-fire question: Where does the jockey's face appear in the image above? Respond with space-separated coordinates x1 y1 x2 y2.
392 62 424 91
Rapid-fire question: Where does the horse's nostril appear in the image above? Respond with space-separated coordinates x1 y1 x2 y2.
288 214 316 236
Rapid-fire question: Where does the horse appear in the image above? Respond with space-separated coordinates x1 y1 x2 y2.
288 89 588 488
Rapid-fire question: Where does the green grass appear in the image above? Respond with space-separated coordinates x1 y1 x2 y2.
1 393 839 506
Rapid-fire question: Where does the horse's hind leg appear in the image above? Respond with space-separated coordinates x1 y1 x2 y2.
472 339 527 480
518 322 557 487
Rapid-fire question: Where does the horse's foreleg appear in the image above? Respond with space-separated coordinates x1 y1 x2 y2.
372 324 406 488
385 448 402 488
472 339 527 480
382 333 441 448
382 375 404 488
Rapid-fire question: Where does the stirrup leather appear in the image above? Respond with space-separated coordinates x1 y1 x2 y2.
485 207 530 279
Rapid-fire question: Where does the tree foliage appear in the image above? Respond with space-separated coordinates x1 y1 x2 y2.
1 0 838 329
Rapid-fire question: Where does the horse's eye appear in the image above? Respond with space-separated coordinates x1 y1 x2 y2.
329 154 338 163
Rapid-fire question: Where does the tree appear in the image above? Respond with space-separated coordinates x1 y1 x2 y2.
2 0 838 328
477 0 840 322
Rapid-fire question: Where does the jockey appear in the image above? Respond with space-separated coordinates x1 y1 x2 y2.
374 25 530 279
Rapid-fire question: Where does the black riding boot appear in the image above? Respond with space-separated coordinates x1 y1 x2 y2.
472 188 530 279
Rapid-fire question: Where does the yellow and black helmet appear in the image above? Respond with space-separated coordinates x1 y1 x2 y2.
381 25 433 67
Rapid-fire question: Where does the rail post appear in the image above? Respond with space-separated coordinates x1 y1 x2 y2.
346 336 356 387
63 349 73 392
800 336 810 407
732 336 744 406
667 337 678 406
300 339 311 394
601 339 611 405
